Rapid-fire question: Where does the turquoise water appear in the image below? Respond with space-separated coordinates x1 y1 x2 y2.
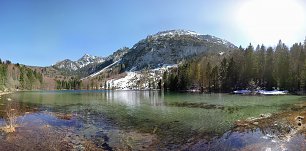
0 91 305 150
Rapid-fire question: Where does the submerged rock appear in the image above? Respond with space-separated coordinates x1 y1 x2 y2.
233 102 306 144
46 112 74 120
253 122 259 125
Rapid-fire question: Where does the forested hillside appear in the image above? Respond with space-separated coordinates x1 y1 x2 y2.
0 60 44 91
164 40 306 93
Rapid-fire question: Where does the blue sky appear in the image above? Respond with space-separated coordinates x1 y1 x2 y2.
1 0 304 66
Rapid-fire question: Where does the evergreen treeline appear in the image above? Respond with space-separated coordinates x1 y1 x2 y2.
164 40 306 93
19 65 43 90
0 61 8 89
0 60 43 91
56 78 82 90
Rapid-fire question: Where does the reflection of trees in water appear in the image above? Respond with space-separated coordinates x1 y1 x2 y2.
104 91 165 107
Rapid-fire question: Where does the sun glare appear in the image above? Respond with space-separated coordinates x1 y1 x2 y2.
236 0 306 46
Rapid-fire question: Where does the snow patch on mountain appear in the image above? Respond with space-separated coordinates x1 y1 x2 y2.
153 64 178 71
149 30 235 48
105 64 178 90
82 59 121 80
76 54 105 68
53 54 105 71
105 72 143 90
152 30 200 38
54 59 79 71
200 35 236 48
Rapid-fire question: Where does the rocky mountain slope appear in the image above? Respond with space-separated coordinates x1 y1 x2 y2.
77 30 238 90
43 29 238 90
53 30 236 79
120 30 236 71
51 47 129 79
53 54 105 71
1 29 239 91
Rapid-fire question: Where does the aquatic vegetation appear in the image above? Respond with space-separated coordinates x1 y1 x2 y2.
233 102 306 142
167 102 225 109
1 99 19 133
0 91 305 150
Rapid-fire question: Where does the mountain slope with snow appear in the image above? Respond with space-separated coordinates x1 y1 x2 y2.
53 54 105 71
50 30 237 90
51 47 129 78
121 30 237 71
76 54 105 68
81 30 238 90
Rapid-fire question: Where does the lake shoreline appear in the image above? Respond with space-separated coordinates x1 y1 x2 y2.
8 88 304 96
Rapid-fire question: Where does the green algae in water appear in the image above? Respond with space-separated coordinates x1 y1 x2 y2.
4 91 306 148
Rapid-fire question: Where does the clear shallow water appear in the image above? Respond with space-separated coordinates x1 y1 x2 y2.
0 91 305 150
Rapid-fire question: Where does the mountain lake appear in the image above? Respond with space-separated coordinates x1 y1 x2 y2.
0 90 306 150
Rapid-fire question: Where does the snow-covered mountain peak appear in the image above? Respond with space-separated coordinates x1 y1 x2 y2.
82 54 91 58
77 54 104 68
152 30 200 38
53 54 105 71
52 30 237 79
79 54 97 61
148 30 235 48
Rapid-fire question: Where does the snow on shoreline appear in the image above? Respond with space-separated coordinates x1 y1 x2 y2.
257 90 288 95
233 90 288 95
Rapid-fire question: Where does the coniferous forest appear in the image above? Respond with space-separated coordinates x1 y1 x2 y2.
163 40 306 93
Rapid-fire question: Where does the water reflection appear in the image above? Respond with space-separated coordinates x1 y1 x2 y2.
104 90 164 107
1 91 306 150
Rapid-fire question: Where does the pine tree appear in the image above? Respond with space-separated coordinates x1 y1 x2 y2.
168 73 178 91
302 60 306 90
211 66 219 91
289 43 304 91
243 43 255 88
255 45 266 87
178 65 188 90
205 62 212 92
275 40 290 90
219 58 228 92
226 58 239 90
264 47 276 90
